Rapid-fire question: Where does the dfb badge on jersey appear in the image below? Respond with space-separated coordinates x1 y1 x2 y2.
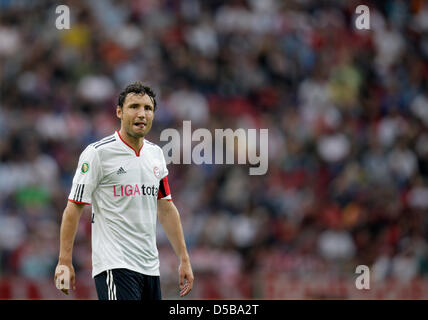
81 162 89 174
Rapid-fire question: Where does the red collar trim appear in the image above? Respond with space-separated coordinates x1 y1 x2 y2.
116 130 144 156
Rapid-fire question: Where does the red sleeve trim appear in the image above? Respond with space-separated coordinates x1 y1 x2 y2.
158 176 171 199
68 199 91 205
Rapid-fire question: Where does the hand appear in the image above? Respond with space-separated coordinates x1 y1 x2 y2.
179 259 194 297
54 262 76 295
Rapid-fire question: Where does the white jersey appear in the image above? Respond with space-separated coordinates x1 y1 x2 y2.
68 130 172 278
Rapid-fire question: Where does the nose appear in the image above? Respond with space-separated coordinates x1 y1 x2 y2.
136 107 146 119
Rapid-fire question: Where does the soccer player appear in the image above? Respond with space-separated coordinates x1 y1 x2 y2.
54 82 194 300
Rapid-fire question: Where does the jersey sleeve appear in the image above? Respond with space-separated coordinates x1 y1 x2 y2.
68 145 102 205
158 147 172 201
158 176 172 201
160 147 169 179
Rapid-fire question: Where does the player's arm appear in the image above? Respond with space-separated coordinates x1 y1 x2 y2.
157 199 194 297
54 200 85 294
54 145 101 294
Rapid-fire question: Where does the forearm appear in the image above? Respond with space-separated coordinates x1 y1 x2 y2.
158 202 189 261
58 202 84 264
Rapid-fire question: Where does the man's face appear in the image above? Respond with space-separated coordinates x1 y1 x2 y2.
117 93 155 138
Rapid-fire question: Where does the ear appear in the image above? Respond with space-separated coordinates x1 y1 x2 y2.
116 106 122 120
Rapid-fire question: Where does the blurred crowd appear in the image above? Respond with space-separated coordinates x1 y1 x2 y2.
1 0 428 298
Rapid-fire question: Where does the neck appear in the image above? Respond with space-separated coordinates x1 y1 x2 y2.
118 128 144 152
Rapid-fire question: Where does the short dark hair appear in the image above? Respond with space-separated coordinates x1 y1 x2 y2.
118 82 157 110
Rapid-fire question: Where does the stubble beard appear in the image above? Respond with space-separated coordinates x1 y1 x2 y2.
126 125 146 139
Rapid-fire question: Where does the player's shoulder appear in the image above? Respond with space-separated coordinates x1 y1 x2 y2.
79 134 118 159
88 133 117 151
144 139 163 154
